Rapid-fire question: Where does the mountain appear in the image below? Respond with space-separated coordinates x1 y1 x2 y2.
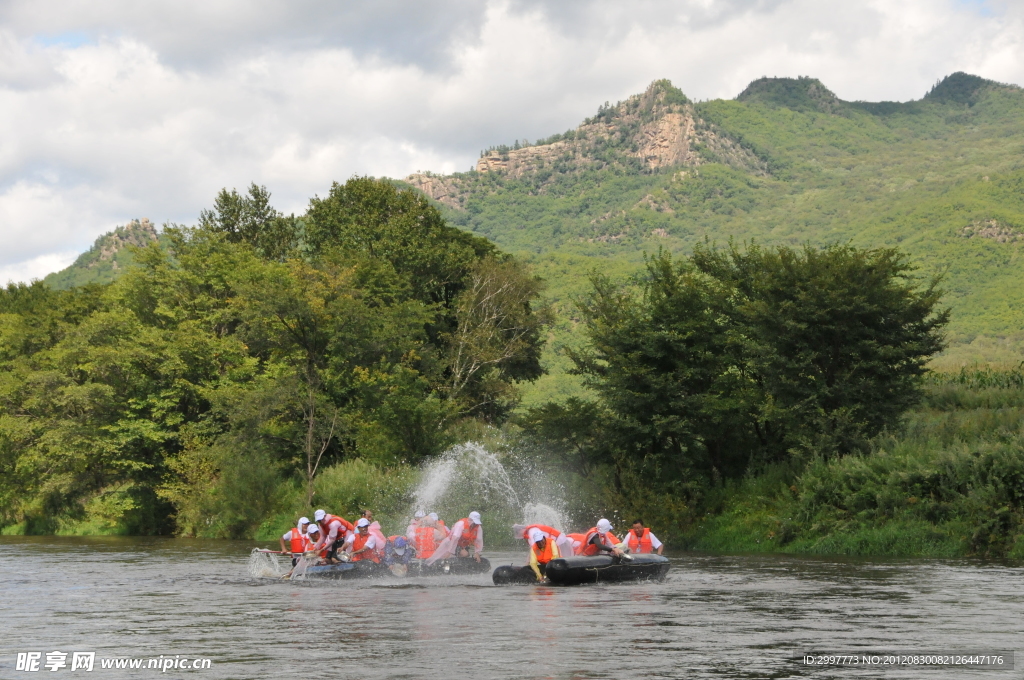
44 218 159 290
44 73 1024 401
401 73 1024 401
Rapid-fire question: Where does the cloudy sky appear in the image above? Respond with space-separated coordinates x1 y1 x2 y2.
1 0 1022 283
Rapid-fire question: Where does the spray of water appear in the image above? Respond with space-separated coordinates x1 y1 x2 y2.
247 549 283 578
409 442 570 545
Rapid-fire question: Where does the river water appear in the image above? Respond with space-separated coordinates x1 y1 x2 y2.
1 537 1020 679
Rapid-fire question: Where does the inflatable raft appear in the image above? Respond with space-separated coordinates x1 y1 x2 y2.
492 554 670 586
300 556 491 579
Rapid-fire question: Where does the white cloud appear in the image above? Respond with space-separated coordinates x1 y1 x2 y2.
0 0 1022 282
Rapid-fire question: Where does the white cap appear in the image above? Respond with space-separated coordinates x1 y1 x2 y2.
428 512 439 521
527 528 546 544
356 518 369 528
597 518 613 534
468 511 482 525
393 545 406 555
414 511 425 519
307 525 321 536
298 517 310 526
314 509 326 521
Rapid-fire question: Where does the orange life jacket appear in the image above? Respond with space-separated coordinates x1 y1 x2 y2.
581 527 620 556
457 519 480 549
626 527 654 553
566 532 588 555
289 525 307 553
351 532 380 563
532 538 555 564
323 514 353 540
413 525 438 559
522 524 561 540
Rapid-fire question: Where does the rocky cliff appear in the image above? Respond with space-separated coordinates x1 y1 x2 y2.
407 80 766 209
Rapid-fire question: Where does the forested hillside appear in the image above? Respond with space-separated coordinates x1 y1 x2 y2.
1 179 548 536
404 72 1024 402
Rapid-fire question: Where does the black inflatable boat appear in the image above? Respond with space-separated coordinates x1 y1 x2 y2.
301 556 491 579
492 554 670 585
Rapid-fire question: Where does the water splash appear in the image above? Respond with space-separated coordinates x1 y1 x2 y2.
410 442 569 542
247 549 283 578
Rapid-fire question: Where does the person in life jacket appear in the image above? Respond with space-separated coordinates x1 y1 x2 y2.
312 509 354 563
344 518 381 563
359 509 387 561
580 518 624 557
407 513 445 560
279 517 311 565
625 519 664 555
304 525 328 561
384 536 414 566
528 527 560 581
429 512 450 538
424 511 484 565
513 523 574 558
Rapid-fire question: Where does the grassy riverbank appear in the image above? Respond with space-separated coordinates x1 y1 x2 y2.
682 367 1024 558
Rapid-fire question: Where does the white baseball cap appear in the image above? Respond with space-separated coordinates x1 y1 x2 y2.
527 528 545 544
356 518 369 528
307 525 321 536
468 511 482 525
428 512 439 521
597 518 613 534
298 517 310 526
314 509 326 521
414 511 425 519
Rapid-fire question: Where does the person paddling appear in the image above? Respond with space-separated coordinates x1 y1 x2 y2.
409 513 445 560
344 518 381 563
528 528 560 582
312 509 354 564
513 522 574 558
425 511 484 565
580 518 624 557
280 517 311 566
625 519 663 555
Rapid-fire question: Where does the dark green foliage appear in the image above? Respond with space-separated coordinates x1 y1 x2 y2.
199 183 300 260
736 76 843 114
0 178 547 537
306 177 496 308
561 243 948 520
924 72 1008 106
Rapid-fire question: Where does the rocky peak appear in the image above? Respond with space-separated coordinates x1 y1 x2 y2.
90 218 159 269
407 79 765 208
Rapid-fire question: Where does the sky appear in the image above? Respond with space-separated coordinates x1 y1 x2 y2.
1 0 1022 284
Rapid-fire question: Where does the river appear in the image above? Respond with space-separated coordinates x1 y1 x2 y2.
1 537 1019 679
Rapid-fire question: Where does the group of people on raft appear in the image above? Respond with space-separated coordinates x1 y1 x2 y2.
279 509 485 569
279 508 663 581
515 518 664 581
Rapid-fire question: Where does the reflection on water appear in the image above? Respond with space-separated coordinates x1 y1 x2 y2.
1 537 1021 679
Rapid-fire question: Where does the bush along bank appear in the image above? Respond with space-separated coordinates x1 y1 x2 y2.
684 367 1024 558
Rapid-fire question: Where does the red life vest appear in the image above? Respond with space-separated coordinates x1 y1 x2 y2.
323 514 353 541
532 538 555 564
457 519 480 549
581 527 620 556
289 525 307 553
627 528 654 553
413 525 438 559
566 532 588 555
351 533 380 563
522 524 561 540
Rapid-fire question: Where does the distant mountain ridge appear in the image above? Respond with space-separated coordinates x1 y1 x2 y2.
44 72 1024 379
44 218 159 290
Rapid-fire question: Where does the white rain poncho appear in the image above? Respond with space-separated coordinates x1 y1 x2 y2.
424 518 483 565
